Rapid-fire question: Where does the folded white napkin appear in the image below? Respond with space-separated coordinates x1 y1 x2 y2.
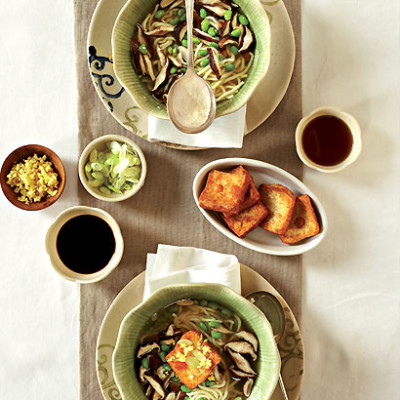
147 106 246 148
143 244 241 300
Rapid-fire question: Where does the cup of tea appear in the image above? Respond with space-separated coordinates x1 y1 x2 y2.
45 206 124 283
295 106 362 173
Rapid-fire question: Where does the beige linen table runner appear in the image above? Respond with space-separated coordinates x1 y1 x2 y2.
74 0 302 398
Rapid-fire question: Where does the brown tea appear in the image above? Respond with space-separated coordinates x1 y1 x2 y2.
302 115 353 166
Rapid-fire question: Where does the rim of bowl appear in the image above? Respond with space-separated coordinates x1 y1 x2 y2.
0 144 66 211
295 106 362 173
112 0 271 119
112 283 281 400
78 134 147 202
45 205 124 283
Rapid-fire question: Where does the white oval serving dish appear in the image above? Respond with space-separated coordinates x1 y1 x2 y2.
193 158 328 256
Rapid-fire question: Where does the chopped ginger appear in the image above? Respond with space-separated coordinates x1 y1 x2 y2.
165 330 221 390
6 154 59 204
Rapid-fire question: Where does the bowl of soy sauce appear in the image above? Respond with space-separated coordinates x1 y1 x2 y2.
295 106 362 173
45 206 124 283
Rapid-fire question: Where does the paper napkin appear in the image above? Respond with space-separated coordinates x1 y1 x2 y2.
143 244 241 300
147 106 246 148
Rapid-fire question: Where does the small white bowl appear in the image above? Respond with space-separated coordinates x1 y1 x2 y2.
295 106 362 173
193 158 328 256
45 206 124 283
79 134 147 202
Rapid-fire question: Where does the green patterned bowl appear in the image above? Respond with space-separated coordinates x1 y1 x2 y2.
112 0 271 120
112 283 280 400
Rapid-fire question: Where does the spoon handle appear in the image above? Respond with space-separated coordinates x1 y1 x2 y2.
184 0 194 70
278 373 289 400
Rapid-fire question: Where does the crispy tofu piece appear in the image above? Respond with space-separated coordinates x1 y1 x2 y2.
226 175 260 216
280 195 320 244
222 200 269 238
198 166 251 214
165 330 221 390
258 184 296 234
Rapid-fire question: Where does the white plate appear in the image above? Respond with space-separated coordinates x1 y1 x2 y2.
193 158 328 256
96 265 304 400
87 0 295 149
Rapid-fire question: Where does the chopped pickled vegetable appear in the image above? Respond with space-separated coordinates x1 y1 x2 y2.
208 302 219 310
211 331 222 339
161 344 172 353
199 321 208 332
221 308 232 317
155 10 165 19
231 29 242 37
200 58 210 68
181 385 191 393
239 15 249 25
6 154 59 204
230 45 239 55
141 357 149 369
208 320 221 328
163 363 172 371
208 27 217 37
201 19 210 32
160 351 167 362
138 44 147 54
224 10 233 20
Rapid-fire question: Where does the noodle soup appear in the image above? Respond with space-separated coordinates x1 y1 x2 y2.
130 0 255 104
135 298 259 400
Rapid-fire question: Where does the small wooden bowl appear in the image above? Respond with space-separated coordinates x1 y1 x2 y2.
0 144 66 211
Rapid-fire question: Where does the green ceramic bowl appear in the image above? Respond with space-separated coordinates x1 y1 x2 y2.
112 0 271 119
112 283 280 400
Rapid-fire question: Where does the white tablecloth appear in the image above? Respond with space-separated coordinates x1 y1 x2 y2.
0 0 399 399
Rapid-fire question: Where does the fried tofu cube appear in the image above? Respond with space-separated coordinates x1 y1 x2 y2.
225 174 261 216
222 200 269 238
198 166 251 214
280 195 320 244
258 184 296 234
165 330 221 390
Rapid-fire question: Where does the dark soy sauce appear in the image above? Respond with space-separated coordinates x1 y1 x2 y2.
56 215 115 274
302 115 353 166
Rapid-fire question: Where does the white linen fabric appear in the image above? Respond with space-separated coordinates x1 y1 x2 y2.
147 106 246 148
1 1 400 400
0 1 79 399
143 244 241 299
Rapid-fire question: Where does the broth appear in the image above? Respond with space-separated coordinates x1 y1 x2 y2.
302 115 353 166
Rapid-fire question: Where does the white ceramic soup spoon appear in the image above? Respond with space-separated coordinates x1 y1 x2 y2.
167 0 216 134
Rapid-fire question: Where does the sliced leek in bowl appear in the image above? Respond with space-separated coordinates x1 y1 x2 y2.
79 135 147 202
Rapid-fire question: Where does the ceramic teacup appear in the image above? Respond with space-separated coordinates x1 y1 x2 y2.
295 106 362 173
45 206 124 283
